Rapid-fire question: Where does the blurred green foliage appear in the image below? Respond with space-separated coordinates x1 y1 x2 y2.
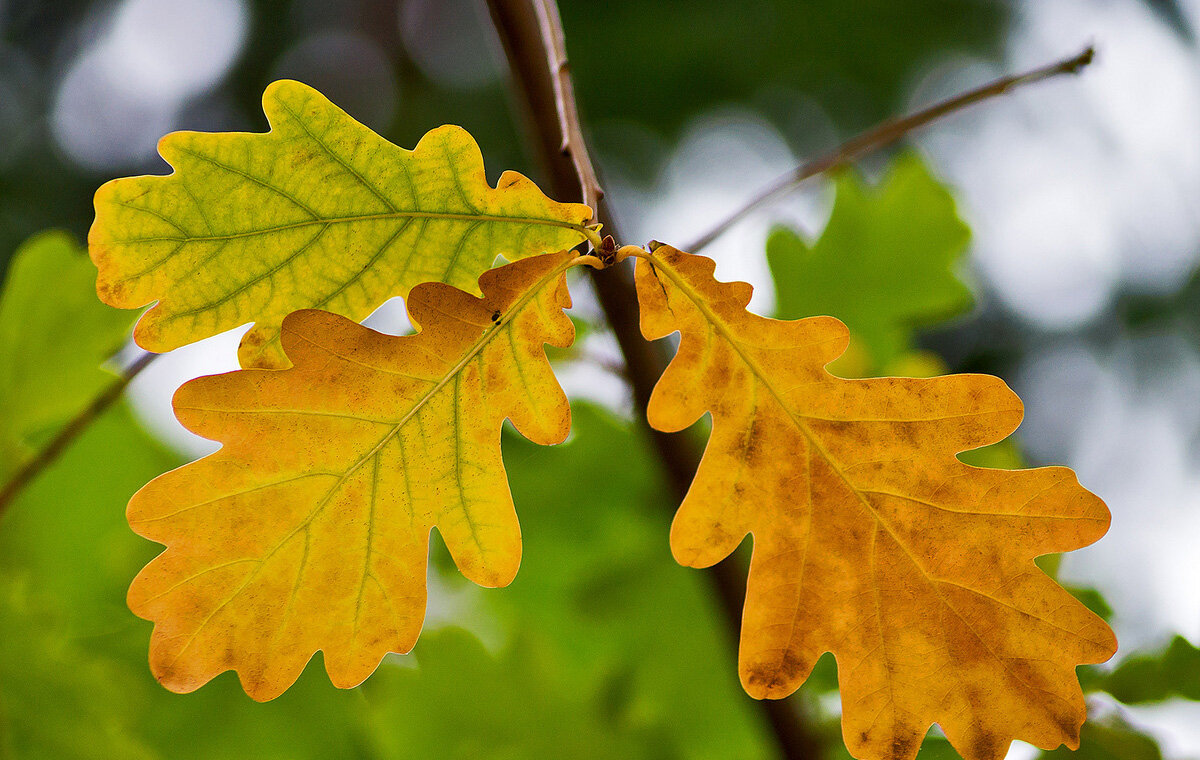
560 0 1007 136
0 232 135 480
1101 636 1200 705
363 627 674 759
1041 717 1163 760
499 403 773 759
0 576 155 759
767 154 972 373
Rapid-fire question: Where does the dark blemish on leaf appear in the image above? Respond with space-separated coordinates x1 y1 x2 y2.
970 731 999 760
744 650 804 696
98 280 124 302
742 433 761 461
818 419 869 450
893 734 920 759
743 664 775 693
710 361 732 388
155 661 175 683
1053 712 1078 742
290 149 317 168
491 309 501 323
776 649 804 683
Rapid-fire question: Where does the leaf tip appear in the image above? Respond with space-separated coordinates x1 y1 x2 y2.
262 77 324 110
237 671 295 703
739 659 803 701
128 308 175 354
154 129 198 168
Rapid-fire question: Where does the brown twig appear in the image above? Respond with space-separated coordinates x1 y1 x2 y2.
684 45 1096 252
484 1 826 757
483 4 701 539
0 351 156 516
528 0 604 212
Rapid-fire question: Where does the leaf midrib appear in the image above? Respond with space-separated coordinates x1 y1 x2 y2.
319 255 583 503
105 209 590 245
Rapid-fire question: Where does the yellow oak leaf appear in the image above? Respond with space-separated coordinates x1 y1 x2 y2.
89 80 593 368
631 244 1116 760
126 250 594 700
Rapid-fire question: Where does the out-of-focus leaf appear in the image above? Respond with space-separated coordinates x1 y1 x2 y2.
90 80 592 368
768 155 971 372
0 231 134 480
500 403 774 760
0 576 154 760
1067 587 1114 623
362 627 673 760
1038 714 1162 760
0 404 179 632
130 662 376 760
1100 636 1200 704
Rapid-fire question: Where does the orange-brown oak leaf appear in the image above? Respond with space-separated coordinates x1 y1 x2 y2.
633 244 1117 760
127 251 589 700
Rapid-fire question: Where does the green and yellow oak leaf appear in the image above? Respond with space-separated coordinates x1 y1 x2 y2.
89 79 593 368
126 250 593 701
631 244 1117 760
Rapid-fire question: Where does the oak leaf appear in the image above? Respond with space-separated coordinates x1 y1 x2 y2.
126 251 588 700
633 244 1117 760
89 80 593 368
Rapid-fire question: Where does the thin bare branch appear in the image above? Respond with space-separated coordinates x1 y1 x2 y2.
685 45 1096 252
0 351 157 516
530 0 604 212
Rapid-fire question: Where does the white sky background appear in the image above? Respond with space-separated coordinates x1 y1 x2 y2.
53 0 1200 754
